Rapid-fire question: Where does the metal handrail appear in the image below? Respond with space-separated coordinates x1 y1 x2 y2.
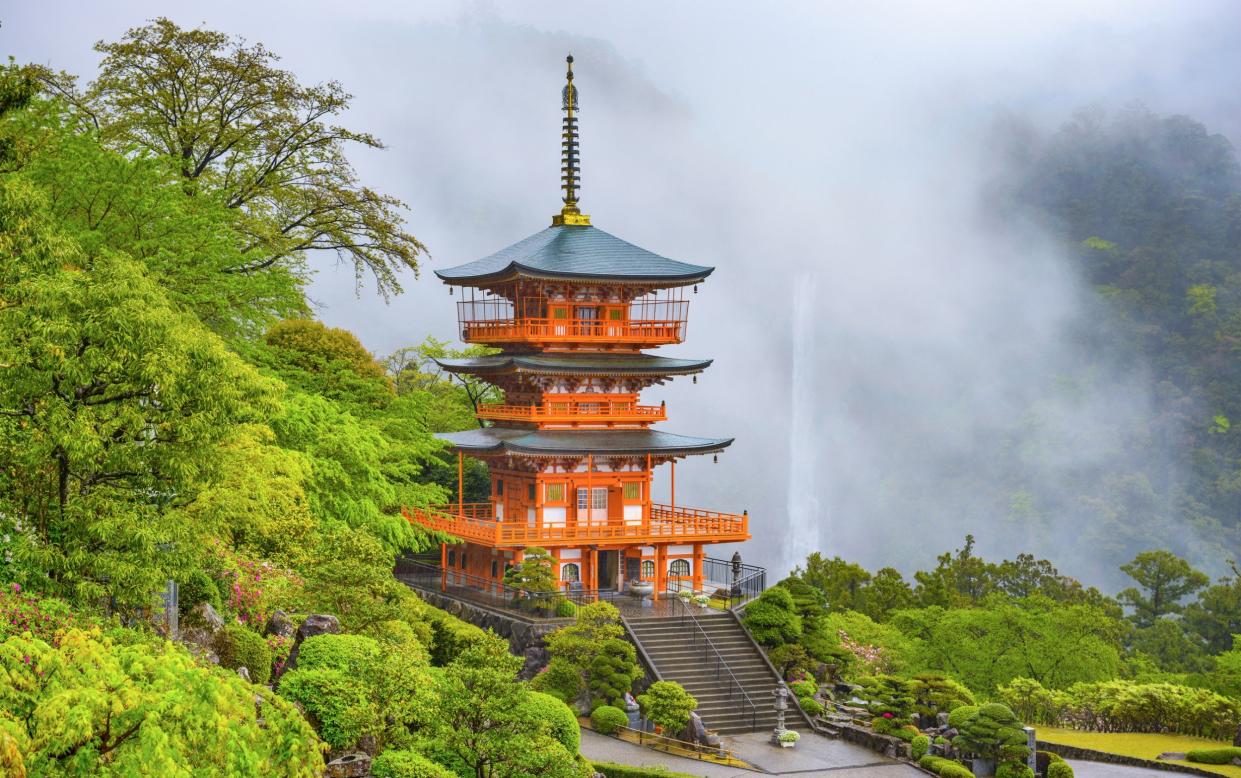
674 595 758 730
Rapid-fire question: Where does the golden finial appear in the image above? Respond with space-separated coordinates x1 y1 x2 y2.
553 54 591 226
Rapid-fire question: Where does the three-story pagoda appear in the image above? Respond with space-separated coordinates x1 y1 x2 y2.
405 56 748 599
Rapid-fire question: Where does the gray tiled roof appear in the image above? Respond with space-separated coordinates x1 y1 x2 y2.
435 225 713 284
436 428 732 457
434 353 712 376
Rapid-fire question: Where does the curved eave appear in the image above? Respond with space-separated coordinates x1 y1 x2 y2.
435 428 733 458
434 262 714 286
433 355 713 377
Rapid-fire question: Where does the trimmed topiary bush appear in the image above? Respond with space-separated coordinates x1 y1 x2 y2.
371 749 455 778
591 762 696 778
1186 748 1241 765
1046 761 1074 778
591 705 629 736
296 633 382 677
523 691 581 753
954 703 1029 763
178 569 221 616
215 624 273 685
638 681 698 735
277 667 378 750
912 735 930 761
996 763 1034 778
741 586 803 646
554 598 577 618
947 704 979 729
920 755 975 778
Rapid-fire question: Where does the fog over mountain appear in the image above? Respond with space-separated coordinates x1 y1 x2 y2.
9 1 1241 589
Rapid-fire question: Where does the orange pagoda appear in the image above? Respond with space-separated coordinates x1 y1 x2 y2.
405 56 749 601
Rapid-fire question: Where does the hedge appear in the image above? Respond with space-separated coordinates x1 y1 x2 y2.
524 691 581 753
591 763 696 778
1186 747 1241 765
591 705 629 736
371 749 455 778
912 735 930 761
920 755 975 778
1047 761 1075 778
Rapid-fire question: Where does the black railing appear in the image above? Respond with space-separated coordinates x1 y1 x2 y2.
667 557 767 610
395 558 639 617
675 596 758 730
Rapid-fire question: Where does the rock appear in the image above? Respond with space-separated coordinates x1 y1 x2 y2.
687 712 709 745
1156 752 1187 761
943 728 958 740
937 712 950 728
278 613 342 680
1232 757 1241 768
325 753 371 778
237 666 251 683
356 734 379 757
264 610 295 639
519 644 550 681
180 603 225 664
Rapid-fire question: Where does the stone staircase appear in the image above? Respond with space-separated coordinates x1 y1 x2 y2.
626 611 801 735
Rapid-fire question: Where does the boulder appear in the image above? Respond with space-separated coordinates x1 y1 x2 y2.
237 666 251 683
1156 752 1187 761
356 734 379 757
937 712 950 728
686 712 709 745
180 603 225 664
264 610 295 639
278 613 341 679
325 753 371 778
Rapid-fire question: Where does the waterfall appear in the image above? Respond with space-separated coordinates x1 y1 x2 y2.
785 272 821 573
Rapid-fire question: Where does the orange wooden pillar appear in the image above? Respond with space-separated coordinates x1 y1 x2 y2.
589 547 599 601
653 545 666 602
692 542 704 592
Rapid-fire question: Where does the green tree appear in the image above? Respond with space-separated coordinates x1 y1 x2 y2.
1183 564 1241 654
796 552 871 612
914 535 994 608
0 177 278 607
638 681 698 736
860 567 914 621
43 18 424 296
429 636 587 778
0 629 322 775
1118 550 1210 627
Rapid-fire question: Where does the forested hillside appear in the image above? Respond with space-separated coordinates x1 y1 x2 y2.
0 21 586 776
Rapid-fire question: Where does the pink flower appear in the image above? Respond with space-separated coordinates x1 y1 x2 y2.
10 583 19 594
883 712 893 719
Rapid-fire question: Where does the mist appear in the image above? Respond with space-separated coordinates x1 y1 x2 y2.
8 1 1241 590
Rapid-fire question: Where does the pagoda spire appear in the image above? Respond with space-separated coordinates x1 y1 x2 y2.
553 54 591 226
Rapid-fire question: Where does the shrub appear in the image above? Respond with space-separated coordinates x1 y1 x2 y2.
555 598 577 618
0 587 78 645
524 690 581 753
997 762 1034 778
778 730 801 743
911 674 976 718
424 607 489 666
588 638 641 708
997 677 1062 725
912 735 930 761
1058 681 1241 741
531 656 584 703
296 633 382 677
371 749 455 778
920 755 975 778
278 667 378 750
954 703 1029 763
742 586 803 646
591 705 629 735
1047 761 1075 778
216 624 273 685
178 569 221 616
947 704 979 729
860 675 916 723
638 681 697 735
1186 748 1241 765
799 697 825 716
789 679 818 699
591 762 696 778
769 643 816 679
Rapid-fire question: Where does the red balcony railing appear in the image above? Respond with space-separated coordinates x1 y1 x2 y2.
460 317 687 347
403 502 749 547
476 397 666 426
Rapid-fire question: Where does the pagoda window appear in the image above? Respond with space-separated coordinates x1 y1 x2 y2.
527 483 536 501
496 479 504 496
491 560 498 578
577 487 607 511
669 559 690 577
641 560 655 578
623 482 642 501
447 550 456 567
545 483 566 503
562 563 580 583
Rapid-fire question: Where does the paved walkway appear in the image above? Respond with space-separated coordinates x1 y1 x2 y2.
580 729 925 777
1062 759 1191 778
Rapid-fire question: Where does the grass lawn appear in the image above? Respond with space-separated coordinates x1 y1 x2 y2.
1036 726 1241 778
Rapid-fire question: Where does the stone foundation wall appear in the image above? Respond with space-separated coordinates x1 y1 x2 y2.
413 589 569 679
830 721 913 761
1036 741 1220 777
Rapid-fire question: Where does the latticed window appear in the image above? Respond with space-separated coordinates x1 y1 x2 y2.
546 483 565 502
623 482 642 501
577 487 606 510
562 563 580 583
669 559 690 577
641 560 654 578
608 308 624 320
528 483 536 501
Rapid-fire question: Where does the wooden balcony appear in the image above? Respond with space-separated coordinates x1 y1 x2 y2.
403 502 749 547
476 397 667 426
460 317 687 348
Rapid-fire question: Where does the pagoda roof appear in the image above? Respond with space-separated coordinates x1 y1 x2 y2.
435 225 713 285
436 428 733 457
434 353 712 377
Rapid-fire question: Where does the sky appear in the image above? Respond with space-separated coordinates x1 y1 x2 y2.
7 1 1241 586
